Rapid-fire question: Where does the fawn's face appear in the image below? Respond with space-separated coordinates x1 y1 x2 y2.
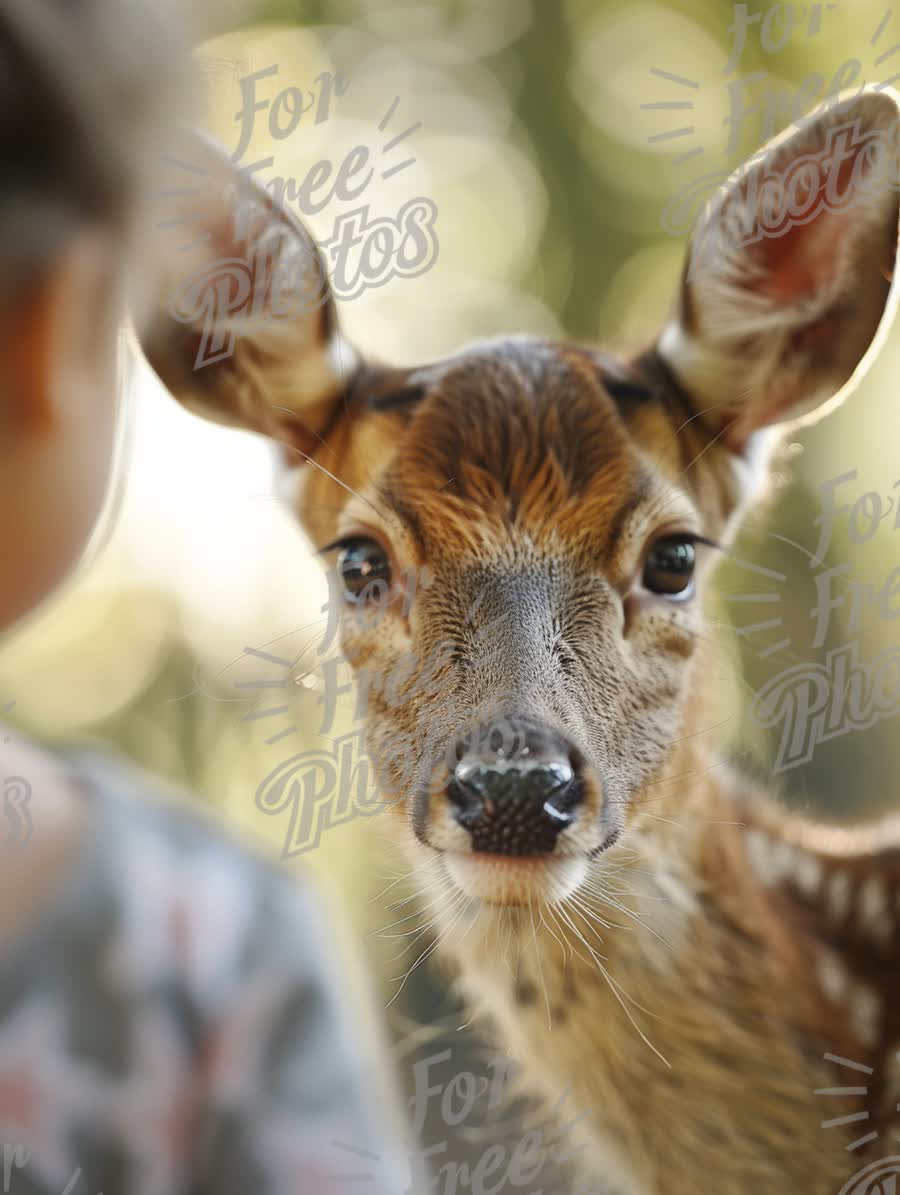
142 89 900 906
304 339 726 903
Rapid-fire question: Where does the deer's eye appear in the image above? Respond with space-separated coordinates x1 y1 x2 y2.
337 538 392 602
642 536 696 598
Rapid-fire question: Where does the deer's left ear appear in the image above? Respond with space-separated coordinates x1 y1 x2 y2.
658 87 900 453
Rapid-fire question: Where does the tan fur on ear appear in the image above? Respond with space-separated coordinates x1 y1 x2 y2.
659 87 900 452
136 131 358 452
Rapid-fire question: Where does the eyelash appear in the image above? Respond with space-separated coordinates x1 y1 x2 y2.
318 534 375 556
679 533 720 552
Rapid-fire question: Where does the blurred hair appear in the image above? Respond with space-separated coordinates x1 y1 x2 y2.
0 0 185 300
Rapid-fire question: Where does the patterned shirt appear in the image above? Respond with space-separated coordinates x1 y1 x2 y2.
0 747 405 1194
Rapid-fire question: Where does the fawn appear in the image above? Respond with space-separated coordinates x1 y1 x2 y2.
139 87 900 1193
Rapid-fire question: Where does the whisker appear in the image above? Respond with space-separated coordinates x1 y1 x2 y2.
555 904 670 1068
529 901 554 1031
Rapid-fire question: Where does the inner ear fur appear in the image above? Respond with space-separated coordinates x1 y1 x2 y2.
134 129 361 454
659 86 900 453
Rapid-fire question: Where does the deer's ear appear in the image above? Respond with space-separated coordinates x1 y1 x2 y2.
134 131 356 452
658 87 900 453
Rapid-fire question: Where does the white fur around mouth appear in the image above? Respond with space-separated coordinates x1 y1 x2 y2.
444 851 587 906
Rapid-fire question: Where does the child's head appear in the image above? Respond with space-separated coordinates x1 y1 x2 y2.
0 0 182 630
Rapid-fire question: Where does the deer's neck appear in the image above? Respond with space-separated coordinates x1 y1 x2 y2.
433 692 859 1193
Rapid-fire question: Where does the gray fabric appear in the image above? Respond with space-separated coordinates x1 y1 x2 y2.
0 746 406 1194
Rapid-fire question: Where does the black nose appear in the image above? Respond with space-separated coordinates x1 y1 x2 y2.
447 718 583 856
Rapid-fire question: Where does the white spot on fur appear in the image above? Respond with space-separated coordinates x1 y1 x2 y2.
746 830 779 887
850 985 882 1048
858 875 894 944
791 850 823 899
771 839 798 881
746 832 823 893
859 874 888 921
827 869 853 922
817 952 850 1005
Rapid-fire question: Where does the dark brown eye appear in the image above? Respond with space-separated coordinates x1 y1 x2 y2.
642 536 696 598
337 538 392 603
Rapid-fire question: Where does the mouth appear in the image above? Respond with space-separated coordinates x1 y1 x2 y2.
443 850 588 906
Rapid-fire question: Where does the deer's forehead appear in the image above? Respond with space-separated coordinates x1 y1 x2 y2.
393 343 630 476
352 349 701 566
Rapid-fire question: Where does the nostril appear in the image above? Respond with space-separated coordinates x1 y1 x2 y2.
541 770 582 828
446 775 486 829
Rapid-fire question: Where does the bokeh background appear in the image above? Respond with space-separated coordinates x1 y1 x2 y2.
4 0 900 1182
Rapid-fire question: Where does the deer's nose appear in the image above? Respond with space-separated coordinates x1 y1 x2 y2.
448 723 583 856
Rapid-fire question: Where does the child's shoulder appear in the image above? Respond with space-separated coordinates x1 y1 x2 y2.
69 740 286 877
59 741 329 1010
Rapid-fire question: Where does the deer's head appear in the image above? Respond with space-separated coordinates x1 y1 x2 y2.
140 90 900 907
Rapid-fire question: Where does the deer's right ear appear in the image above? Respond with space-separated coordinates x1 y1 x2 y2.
134 131 356 453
